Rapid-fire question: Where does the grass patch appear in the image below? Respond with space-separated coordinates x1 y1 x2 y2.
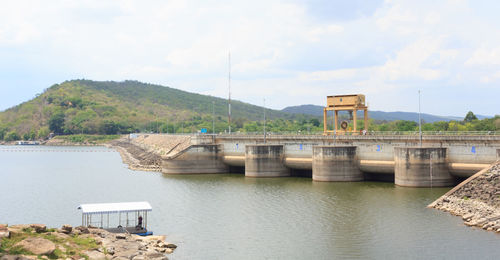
22 227 33 233
0 232 29 253
8 245 33 255
0 228 99 259
462 196 470 200
71 235 99 250
54 134 120 144
47 248 64 259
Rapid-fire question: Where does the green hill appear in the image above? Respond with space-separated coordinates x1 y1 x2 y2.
0 80 309 139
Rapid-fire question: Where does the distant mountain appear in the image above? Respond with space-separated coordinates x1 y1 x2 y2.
0 80 308 136
281 104 490 123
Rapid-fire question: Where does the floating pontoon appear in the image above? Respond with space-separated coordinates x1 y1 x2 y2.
78 201 153 236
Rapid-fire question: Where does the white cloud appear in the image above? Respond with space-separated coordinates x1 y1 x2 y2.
0 0 500 116
465 47 500 66
299 68 358 81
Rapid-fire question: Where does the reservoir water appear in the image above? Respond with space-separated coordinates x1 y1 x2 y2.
1 146 499 259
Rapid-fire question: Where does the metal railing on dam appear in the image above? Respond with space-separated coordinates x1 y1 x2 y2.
216 131 500 136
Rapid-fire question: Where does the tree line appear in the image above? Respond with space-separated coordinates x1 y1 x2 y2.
1 111 498 142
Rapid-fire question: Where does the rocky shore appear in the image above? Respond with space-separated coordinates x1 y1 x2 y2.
108 141 163 172
0 224 176 259
108 135 191 172
429 161 500 233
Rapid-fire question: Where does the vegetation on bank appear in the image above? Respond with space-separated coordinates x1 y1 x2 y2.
53 134 120 144
0 226 99 259
0 80 498 142
0 80 313 140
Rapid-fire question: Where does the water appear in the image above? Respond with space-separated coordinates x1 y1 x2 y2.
1 146 499 259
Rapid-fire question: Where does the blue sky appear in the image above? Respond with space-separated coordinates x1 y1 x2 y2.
0 0 499 117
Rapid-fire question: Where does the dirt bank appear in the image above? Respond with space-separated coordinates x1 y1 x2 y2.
429 161 500 233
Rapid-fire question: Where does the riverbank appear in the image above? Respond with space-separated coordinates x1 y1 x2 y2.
107 135 191 172
429 161 500 233
0 224 176 259
106 140 162 172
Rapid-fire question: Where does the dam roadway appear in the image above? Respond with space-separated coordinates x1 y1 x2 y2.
160 134 500 187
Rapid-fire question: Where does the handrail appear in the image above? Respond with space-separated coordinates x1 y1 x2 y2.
133 131 500 136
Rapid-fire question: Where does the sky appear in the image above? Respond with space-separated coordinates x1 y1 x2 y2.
0 0 499 117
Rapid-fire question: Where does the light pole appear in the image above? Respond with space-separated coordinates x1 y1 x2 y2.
263 98 266 143
418 90 422 147
228 51 232 134
212 101 215 135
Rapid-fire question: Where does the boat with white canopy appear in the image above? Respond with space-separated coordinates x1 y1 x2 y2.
77 201 153 236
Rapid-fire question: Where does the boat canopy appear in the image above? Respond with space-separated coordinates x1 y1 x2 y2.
78 201 152 214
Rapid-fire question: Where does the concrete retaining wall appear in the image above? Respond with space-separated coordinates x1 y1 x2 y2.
162 144 228 174
312 146 362 182
245 145 289 177
394 147 454 187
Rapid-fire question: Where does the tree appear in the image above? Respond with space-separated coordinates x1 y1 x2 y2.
0 127 6 140
395 120 418 131
5 131 20 141
464 111 477 122
38 127 50 139
309 118 320 127
49 112 65 134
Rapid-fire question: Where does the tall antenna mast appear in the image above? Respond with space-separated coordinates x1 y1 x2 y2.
228 51 232 134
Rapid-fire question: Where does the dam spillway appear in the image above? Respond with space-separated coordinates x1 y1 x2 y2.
158 134 500 187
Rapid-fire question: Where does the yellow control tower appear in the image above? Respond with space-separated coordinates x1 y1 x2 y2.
323 94 368 135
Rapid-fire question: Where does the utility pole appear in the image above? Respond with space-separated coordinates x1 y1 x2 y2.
212 101 215 135
228 51 232 134
263 98 266 143
418 90 422 147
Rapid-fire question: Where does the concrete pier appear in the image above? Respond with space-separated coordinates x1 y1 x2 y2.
245 145 290 177
162 145 228 174
394 147 454 187
312 146 363 182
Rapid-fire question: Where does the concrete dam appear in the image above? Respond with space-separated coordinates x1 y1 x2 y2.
159 134 500 187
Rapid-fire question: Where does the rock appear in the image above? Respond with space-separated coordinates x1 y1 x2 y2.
165 243 177 249
57 245 67 253
106 247 115 255
30 224 47 233
475 218 488 226
165 248 174 254
51 231 70 240
84 250 107 260
115 234 127 239
61 224 72 234
75 226 90 234
131 256 146 260
145 251 165 258
0 256 33 260
0 224 9 239
14 237 56 255
462 213 474 221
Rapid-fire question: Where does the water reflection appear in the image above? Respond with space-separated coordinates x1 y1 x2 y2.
1 146 500 259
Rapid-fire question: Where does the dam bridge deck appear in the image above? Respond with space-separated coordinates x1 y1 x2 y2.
157 133 500 187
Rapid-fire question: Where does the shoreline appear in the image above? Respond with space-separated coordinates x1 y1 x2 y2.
429 161 500 233
106 142 162 172
0 223 176 259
